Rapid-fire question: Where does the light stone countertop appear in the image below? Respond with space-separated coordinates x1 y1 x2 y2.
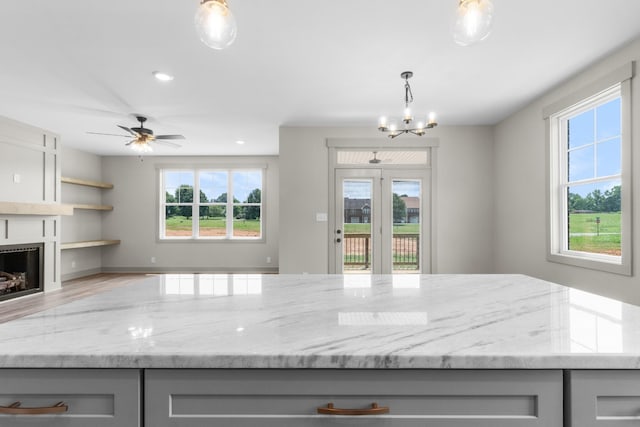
1 273 640 369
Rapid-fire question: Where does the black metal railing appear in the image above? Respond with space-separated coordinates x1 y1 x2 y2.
343 233 371 270
343 234 419 271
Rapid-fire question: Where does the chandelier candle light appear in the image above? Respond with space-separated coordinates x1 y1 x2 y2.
378 71 437 139
195 0 237 50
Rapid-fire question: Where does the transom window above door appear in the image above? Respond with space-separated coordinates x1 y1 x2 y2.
336 150 428 165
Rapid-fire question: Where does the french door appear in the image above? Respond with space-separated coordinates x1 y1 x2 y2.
332 168 430 274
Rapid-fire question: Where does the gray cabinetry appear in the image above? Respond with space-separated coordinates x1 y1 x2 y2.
567 370 640 426
0 369 140 426
145 369 563 427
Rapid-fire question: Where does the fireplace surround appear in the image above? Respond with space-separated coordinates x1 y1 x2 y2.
0 243 43 302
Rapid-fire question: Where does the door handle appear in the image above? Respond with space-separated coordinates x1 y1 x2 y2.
336 238 342 243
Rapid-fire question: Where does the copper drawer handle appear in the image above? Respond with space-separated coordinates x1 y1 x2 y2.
0 401 68 415
317 402 389 416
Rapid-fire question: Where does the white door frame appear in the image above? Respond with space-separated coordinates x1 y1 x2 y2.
327 138 438 274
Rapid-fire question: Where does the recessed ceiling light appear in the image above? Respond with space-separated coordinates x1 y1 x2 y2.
235 140 245 145
152 71 174 82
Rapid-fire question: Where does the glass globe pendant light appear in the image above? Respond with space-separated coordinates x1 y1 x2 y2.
453 0 494 46
195 0 237 50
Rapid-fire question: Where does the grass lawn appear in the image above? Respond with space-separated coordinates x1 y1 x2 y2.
166 216 260 234
568 212 621 255
344 223 419 234
166 216 193 231
569 212 620 234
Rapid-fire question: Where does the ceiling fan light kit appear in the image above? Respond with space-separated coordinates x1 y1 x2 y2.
195 0 237 50
88 116 185 152
378 72 438 139
452 0 494 46
129 139 154 153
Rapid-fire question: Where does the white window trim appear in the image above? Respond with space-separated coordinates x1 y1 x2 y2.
158 166 266 243
545 64 633 275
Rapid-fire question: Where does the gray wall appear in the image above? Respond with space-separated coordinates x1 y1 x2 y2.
60 146 105 280
0 115 61 290
278 125 495 274
494 38 640 305
100 155 279 273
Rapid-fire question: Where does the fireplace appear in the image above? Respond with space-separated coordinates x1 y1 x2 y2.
0 243 43 302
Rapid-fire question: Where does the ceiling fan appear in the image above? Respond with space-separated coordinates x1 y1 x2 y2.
88 116 185 152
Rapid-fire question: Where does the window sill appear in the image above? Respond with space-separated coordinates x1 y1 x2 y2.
158 237 265 244
547 252 631 276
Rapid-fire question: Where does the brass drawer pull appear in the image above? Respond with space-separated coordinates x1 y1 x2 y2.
0 401 69 415
317 402 389 416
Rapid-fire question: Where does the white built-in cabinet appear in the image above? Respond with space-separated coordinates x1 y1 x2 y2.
60 176 120 250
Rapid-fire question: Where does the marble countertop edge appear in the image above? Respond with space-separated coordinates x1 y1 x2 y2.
3 354 640 370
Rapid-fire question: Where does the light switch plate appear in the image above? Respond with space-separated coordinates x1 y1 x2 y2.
316 213 328 222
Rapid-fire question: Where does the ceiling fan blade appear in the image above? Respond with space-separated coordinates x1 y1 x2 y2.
87 132 132 137
155 134 186 140
118 125 139 137
153 140 182 148
125 140 135 146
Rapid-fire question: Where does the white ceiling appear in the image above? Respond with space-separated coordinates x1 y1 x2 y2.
1 0 639 156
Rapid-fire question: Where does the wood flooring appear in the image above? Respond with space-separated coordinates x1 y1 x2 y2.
0 273 150 324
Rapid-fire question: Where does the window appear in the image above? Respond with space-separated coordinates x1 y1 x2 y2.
546 66 631 275
160 168 263 240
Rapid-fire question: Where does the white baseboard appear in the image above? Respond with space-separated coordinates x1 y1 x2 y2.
61 268 103 282
100 266 280 274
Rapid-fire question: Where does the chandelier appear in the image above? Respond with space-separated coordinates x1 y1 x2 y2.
378 72 437 139
452 0 494 46
195 0 238 50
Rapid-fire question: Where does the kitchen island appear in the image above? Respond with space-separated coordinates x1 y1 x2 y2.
1 274 640 426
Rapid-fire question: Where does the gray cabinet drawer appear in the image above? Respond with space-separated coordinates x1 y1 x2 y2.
146 369 562 427
567 370 640 426
0 369 140 426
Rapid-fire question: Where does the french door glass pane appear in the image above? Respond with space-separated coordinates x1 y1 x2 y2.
343 180 372 273
165 206 192 237
567 180 621 256
199 206 226 237
392 180 421 272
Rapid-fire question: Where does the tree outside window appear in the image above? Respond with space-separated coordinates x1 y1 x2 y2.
161 169 263 240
